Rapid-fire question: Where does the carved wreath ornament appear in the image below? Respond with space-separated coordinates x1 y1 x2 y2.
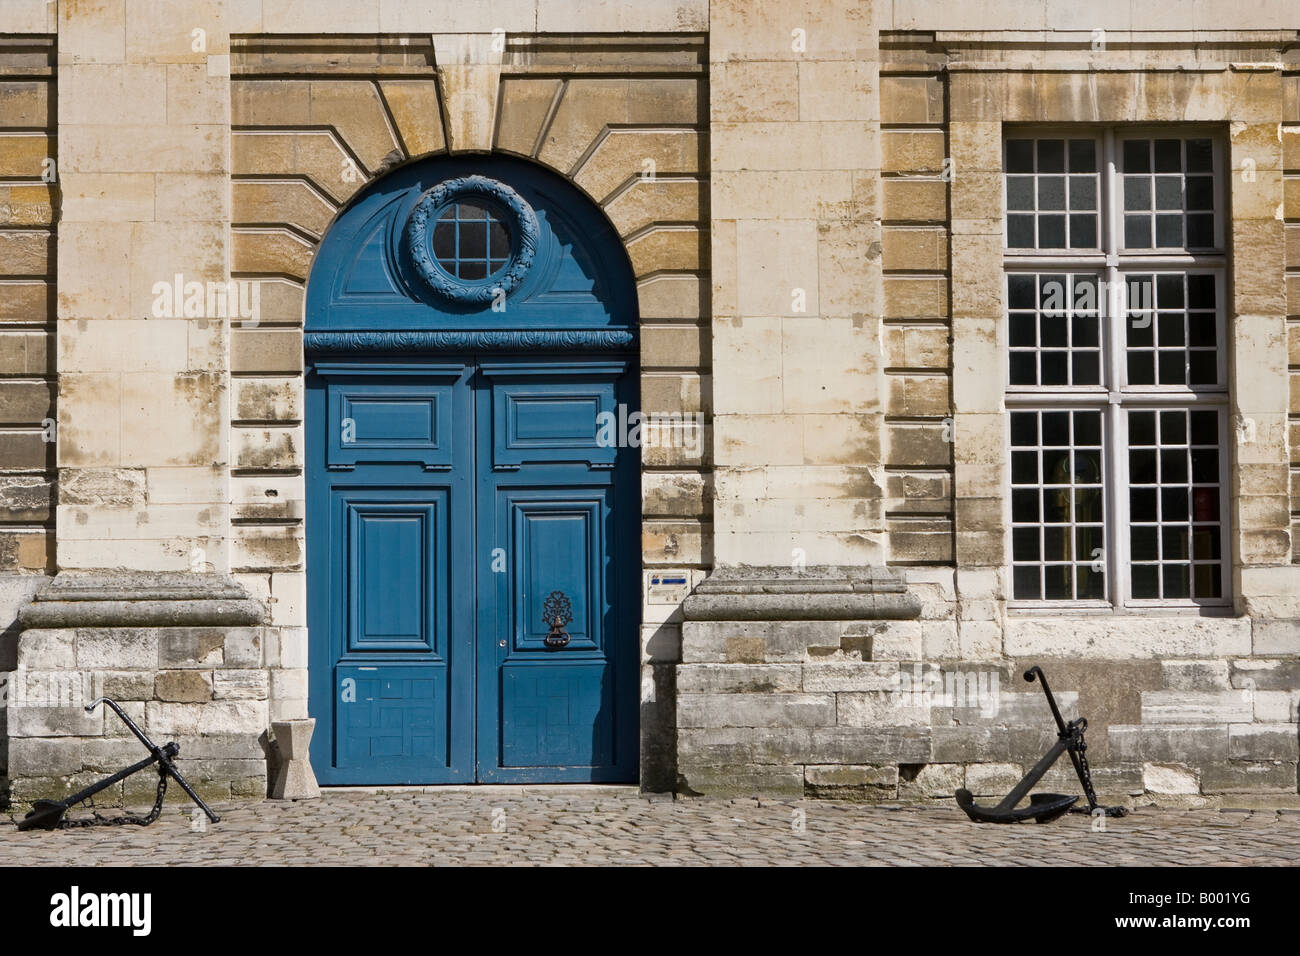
404 175 540 306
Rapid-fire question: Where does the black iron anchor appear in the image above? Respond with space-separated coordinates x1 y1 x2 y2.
17 697 222 831
954 666 1130 824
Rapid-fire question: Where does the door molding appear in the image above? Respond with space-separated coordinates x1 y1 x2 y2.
304 329 638 353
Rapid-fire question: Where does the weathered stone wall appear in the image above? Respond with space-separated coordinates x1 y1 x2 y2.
1287 118 1300 562
9 624 273 805
0 35 57 570
708 0 887 568
677 27 1299 806
3 1 1298 806
0 33 57 787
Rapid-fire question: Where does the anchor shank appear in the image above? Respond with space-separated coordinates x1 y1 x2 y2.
57 750 166 812
994 733 1071 811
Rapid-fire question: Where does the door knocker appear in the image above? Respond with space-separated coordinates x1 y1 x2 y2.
542 591 573 648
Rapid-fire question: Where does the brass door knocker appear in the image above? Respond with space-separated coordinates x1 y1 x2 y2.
542 591 573 648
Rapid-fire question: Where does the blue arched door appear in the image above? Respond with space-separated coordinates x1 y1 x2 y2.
304 156 639 784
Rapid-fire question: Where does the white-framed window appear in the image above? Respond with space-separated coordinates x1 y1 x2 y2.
1003 128 1230 610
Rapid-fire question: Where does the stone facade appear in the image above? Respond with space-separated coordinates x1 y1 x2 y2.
1 0 1298 809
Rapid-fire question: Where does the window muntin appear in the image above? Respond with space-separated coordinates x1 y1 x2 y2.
1010 409 1106 600
1126 407 1225 601
1005 137 1100 250
1124 272 1220 388
1003 128 1229 609
1120 137 1216 251
1007 273 1103 387
431 201 512 280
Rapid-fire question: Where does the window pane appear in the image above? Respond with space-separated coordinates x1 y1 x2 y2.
1006 273 1104 387
1185 176 1213 210
1155 214 1182 247
1124 176 1151 210
1008 274 1036 309
1038 176 1065 210
1127 408 1225 602
1006 139 1035 173
1068 139 1097 173
1124 215 1151 248
1187 214 1214 248
1007 215 1036 247
1123 139 1150 173
1038 215 1066 248
1010 410 1106 601
1154 176 1182 210
1007 176 1035 211
1014 565 1041 600
1154 139 1182 172
1037 139 1065 173
1011 412 1038 446
1068 176 1096 209
1068 214 1097 249
1185 138 1213 172
1124 272 1220 388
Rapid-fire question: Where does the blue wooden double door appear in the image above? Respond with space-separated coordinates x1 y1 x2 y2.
307 353 639 784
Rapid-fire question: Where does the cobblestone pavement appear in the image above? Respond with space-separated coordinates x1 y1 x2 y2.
3 787 1299 866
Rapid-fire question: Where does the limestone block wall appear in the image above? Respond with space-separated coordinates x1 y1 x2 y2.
878 62 953 566
51 0 234 575
709 0 890 569
0 34 57 785
227 32 710 787
0 37 57 580
679 27 1299 805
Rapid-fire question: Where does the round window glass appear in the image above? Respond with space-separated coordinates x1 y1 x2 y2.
430 201 512 281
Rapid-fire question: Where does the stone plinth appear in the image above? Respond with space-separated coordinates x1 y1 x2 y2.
676 565 926 798
6 572 271 807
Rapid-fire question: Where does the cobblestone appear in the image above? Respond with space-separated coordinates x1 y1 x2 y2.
3 788 1299 866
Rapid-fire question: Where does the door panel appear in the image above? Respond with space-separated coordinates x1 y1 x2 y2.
308 364 475 784
335 663 448 768
501 662 612 767
491 378 618 469
326 373 459 470
476 361 637 782
513 496 601 651
345 497 446 653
